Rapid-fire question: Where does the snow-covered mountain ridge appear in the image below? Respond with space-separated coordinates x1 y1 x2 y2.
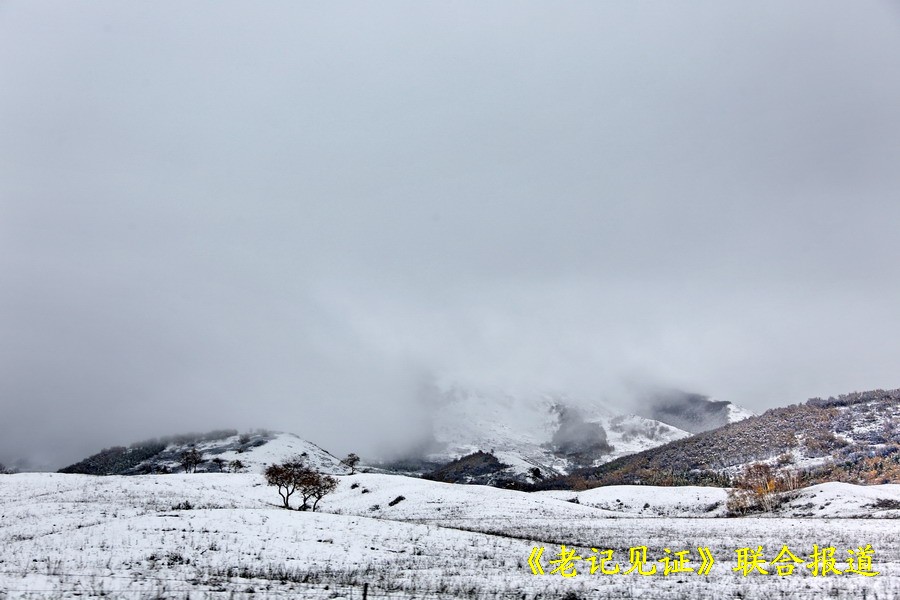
407 385 753 485
59 430 350 476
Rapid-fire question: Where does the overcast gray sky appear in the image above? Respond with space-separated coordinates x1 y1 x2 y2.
3 1 900 469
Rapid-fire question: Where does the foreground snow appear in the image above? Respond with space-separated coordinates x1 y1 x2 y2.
1 473 898 598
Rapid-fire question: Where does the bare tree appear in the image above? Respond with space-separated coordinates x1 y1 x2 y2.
265 463 301 509
229 459 246 473
297 476 317 510
296 470 332 511
179 447 203 473
343 453 360 474
265 456 315 509
265 456 338 511
308 474 338 511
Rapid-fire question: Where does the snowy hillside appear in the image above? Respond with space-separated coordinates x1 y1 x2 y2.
571 388 900 489
59 431 350 476
727 402 756 424
2 471 899 599
417 385 692 483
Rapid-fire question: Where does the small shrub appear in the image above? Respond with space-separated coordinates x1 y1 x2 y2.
776 453 794 466
726 463 799 515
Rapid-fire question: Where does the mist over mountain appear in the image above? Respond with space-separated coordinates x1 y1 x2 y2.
634 388 755 434
383 382 752 485
4 4 900 599
4 2 900 473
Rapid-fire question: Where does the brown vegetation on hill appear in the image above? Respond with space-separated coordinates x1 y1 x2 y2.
540 389 900 491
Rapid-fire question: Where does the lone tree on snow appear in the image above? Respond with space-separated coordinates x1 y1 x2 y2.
343 453 360 474
265 456 338 511
179 447 203 473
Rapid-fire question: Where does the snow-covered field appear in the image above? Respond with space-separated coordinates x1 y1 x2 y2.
1 472 898 599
